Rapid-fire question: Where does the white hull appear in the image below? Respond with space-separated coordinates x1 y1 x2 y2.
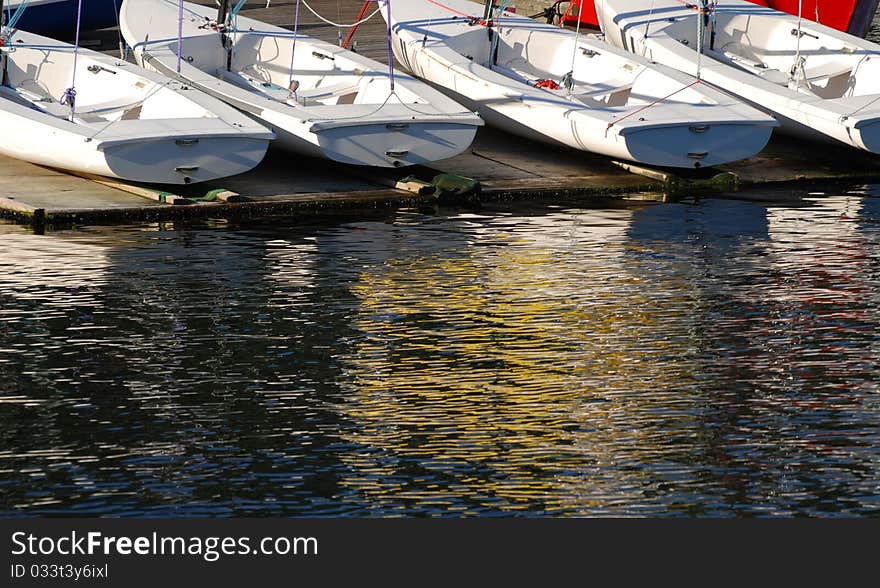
380 0 776 169
596 0 880 154
120 0 483 168
0 31 273 184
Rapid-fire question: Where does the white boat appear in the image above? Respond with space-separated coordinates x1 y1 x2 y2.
119 0 483 168
596 0 880 154
0 29 274 184
380 0 777 169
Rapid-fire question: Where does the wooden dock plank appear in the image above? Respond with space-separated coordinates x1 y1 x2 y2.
0 157 168 211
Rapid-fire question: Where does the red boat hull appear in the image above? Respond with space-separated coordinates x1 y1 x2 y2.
562 0 880 37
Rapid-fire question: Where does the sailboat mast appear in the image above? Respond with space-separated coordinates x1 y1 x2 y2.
482 0 492 22
1 0 7 85
483 0 493 43
218 0 233 71
483 0 496 63
218 0 230 24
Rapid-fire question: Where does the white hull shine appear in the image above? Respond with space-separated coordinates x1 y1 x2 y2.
0 30 273 184
380 0 777 169
120 0 483 168
596 0 880 154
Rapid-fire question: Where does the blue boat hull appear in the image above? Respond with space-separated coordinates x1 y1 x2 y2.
10 0 122 35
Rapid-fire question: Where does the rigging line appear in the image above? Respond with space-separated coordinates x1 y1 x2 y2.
6 0 27 29
229 0 247 68
565 0 585 95
86 78 177 141
111 0 125 59
605 79 701 136
287 0 300 91
2 0 28 43
300 89 457 121
843 94 880 120
791 0 805 86
489 0 513 68
177 0 183 72
342 1 376 49
61 0 84 122
644 0 657 39
0 1 6 84
695 0 712 79
229 0 247 18
424 0 488 26
299 1 381 28
384 0 394 92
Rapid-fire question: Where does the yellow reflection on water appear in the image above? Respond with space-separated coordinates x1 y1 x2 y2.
332 209 705 514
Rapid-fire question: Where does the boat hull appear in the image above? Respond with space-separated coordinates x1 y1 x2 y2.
120 0 482 168
311 121 485 168
1 30 273 184
597 0 880 155
382 0 776 169
621 123 775 169
0 106 270 184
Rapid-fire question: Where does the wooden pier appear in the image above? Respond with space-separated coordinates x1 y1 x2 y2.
3 0 880 227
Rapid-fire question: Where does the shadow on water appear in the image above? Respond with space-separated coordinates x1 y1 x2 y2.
0 189 879 516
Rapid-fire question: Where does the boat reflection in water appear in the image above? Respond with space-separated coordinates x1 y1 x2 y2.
328 198 879 515
1 193 879 515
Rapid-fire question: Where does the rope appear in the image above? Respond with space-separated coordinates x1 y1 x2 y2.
287 0 301 92
384 0 394 92
5 0 27 30
1 0 28 44
301 89 463 122
605 79 700 136
565 0 585 94
644 0 657 39
300 0 380 28
61 0 84 122
111 0 125 59
424 0 490 26
229 0 248 67
842 94 880 120
230 0 247 18
87 77 178 141
176 0 183 73
489 0 513 68
336 0 342 45
342 1 375 49
790 0 806 88
696 0 707 79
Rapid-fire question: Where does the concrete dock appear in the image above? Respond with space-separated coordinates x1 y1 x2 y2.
3 0 880 227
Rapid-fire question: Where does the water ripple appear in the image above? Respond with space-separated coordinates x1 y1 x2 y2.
1 193 879 516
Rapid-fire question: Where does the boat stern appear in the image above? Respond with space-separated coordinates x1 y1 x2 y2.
308 112 483 168
618 120 776 169
97 131 273 185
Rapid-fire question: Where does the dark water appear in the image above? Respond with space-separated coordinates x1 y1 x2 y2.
1 190 879 517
